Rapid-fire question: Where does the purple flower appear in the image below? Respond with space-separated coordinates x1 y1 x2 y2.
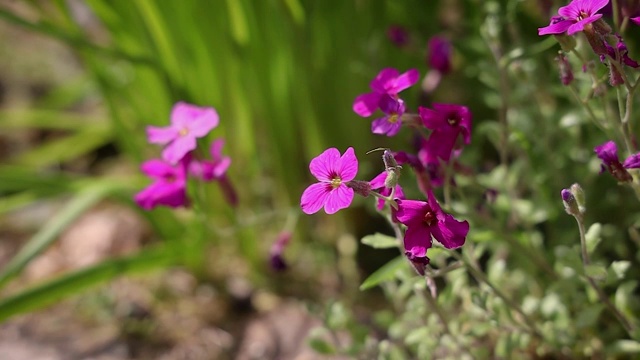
419 104 472 145
300 147 358 214
538 0 609 36
594 140 637 182
189 139 231 181
370 171 405 211
269 232 292 271
147 102 219 164
427 36 453 74
371 95 406 136
387 25 410 47
632 16 640 25
135 158 189 210
394 191 469 274
353 68 419 117
604 35 639 68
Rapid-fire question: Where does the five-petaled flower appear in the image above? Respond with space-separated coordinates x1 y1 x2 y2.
135 157 189 210
594 140 640 182
147 102 219 164
300 147 359 214
353 68 419 117
371 95 406 136
538 0 609 36
394 191 469 274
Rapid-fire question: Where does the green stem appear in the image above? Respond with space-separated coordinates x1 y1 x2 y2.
574 214 635 336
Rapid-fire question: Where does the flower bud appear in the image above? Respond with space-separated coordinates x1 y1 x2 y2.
269 232 292 271
383 149 401 189
555 53 574 86
346 180 371 197
562 188 579 216
570 183 586 214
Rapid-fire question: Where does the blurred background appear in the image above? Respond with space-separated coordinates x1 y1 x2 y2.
1 0 639 358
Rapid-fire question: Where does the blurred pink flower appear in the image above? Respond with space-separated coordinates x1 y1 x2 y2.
135 157 189 210
353 68 419 117
300 147 358 214
147 102 219 164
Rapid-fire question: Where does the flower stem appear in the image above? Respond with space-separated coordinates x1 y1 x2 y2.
574 214 635 336
448 247 545 341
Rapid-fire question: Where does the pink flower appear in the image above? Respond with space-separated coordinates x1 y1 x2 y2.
189 139 231 181
419 103 472 145
189 139 238 206
147 102 219 164
594 140 640 182
370 171 405 211
300 147 358 214
394 191 469 273
353 68 419 117
134 157 189 210
538 0 609 36
427 36 453 75
371 95 406 136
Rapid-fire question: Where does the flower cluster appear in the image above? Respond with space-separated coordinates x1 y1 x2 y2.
135 102 237 210
302 59 472 273
538 0 639 85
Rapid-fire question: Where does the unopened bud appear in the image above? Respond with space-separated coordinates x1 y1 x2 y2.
555 53 573 86
562 188 579 216
346 180 371 197
383 149 401 189
570 183 586 214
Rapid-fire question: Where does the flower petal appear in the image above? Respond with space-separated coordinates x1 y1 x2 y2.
391 68 420 93
336 147 358 181
430 215 469 249
353 92 382 117
395 199 429 226
369 171 387 190
324 185 354 214
162 136 197 164
189 108 219 137
300 182 331 214
419 106 446 130
309 148 341 181
538 20 573 35
209 138 226 160
567 16 601 35
587 0 610 13
147 126 179 145
403 224 432 257
370 68 400 93
371 116 398 136
623 153 640 169
140 159 176 178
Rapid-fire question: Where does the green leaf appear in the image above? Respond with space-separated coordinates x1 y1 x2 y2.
585 264 607 281
0 182 122 288
0 244 177 322
307 327 335 355
359 256 405 291
610 261 631 280
585 223 602 255
360 233 398 249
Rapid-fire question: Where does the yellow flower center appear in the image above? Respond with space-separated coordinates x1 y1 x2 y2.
330 177 342 189
179 128 189 136
389 114 399 124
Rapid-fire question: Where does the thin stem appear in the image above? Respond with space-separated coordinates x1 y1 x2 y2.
448 248 544 341
574 214 635 336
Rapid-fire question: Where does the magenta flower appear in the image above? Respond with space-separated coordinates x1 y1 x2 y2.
594 140 640 182
538 0 609 36
147 102 219 164
189 139 231 181
189 139 238 206
371 95 406 136
427 36 453 75
632 16 640 25
394 191 469 273
419 104 472 145
353 68 419 117
604 35 639 68
300 147 358 214
134 158 189 210
370 171 405 211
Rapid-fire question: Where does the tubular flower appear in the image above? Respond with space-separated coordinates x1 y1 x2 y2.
353 68 419 117
300 147 359 214
147 102 219 164
394 191 469 275
135 157 189 210
538 0 609 36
